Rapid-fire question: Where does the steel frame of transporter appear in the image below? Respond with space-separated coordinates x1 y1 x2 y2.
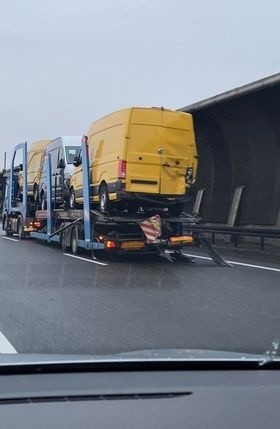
2 141 229 265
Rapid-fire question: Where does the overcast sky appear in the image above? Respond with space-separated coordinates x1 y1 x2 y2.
1 0 280 166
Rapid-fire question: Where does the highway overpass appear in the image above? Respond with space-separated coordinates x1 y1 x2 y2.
180 73 280 230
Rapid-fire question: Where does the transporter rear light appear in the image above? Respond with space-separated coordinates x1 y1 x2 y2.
105 240 117 249
81 135 88 144
170 235 193 246
118 160 126 179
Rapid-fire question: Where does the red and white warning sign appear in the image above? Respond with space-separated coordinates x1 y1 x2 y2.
140 215 162 242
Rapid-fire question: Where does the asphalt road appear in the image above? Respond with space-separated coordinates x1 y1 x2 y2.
0 231 279 356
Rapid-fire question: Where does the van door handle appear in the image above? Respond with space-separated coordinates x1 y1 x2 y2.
162 163 170 167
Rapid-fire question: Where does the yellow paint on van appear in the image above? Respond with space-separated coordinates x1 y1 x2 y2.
71 107 197 206
27 139 51 196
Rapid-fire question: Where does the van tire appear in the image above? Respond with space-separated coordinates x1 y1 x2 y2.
33 184 39 202
99 182 110 213
69 187 76 210
41 192 46 210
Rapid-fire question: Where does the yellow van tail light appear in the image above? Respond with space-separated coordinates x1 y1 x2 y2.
118 160 127 179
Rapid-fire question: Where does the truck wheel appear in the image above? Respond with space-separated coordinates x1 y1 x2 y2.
71 227 79 255
17 216 25 239
99 182 110 213
2 215 13 236
60 230 68 252
69 188 76 209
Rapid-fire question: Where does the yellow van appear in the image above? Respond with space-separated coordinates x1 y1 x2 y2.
27 139 51 200
70 107 197 214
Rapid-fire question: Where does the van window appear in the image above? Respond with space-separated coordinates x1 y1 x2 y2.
65 146 80 164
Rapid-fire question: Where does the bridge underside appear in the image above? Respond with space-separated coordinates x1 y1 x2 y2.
180 74 280 227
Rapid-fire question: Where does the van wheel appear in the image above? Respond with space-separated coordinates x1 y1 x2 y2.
40 192 46 210
17 216 25 239
69 188 76 209
99 182 110 213
33 184 39 202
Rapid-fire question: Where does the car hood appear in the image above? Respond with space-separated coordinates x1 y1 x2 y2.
0 348 278 366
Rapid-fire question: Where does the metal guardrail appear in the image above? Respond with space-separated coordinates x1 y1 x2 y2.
185 225 280 238
184 224 280 251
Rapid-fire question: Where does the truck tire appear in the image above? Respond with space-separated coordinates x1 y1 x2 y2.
17 216 25 239
61 230 68 252
2 215 13 236
99 182 110 213
71 227 79 255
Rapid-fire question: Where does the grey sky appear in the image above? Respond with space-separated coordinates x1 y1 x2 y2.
1 0 280 166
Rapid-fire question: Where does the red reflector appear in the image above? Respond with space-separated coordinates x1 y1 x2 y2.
81 135 88 144
105 240 117 249
118 160 126 179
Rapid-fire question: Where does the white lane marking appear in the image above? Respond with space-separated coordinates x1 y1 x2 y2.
2 236 19 242
0 331 17 354
63 253 108 266
183 253 280 273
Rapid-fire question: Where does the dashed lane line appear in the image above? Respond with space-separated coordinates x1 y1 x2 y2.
63 253 108 266
2 236 19 242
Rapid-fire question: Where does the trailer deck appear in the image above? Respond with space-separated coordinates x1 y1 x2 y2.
2 141 230 266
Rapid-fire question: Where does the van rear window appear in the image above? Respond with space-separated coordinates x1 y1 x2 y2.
65 146 81 164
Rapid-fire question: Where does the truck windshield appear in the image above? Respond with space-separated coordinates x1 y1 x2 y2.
65 146 81 164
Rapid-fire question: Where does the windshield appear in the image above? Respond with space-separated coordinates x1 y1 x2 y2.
65 146 81 164
0 2 279 366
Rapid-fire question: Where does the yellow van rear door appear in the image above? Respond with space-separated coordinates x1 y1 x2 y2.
159 120 190 195
126 119 161 194
126 109 192 196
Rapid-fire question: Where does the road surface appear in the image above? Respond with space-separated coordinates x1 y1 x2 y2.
0 231 279 356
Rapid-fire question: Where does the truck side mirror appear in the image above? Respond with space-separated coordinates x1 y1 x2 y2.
57 159 65 169
73 156 81 167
